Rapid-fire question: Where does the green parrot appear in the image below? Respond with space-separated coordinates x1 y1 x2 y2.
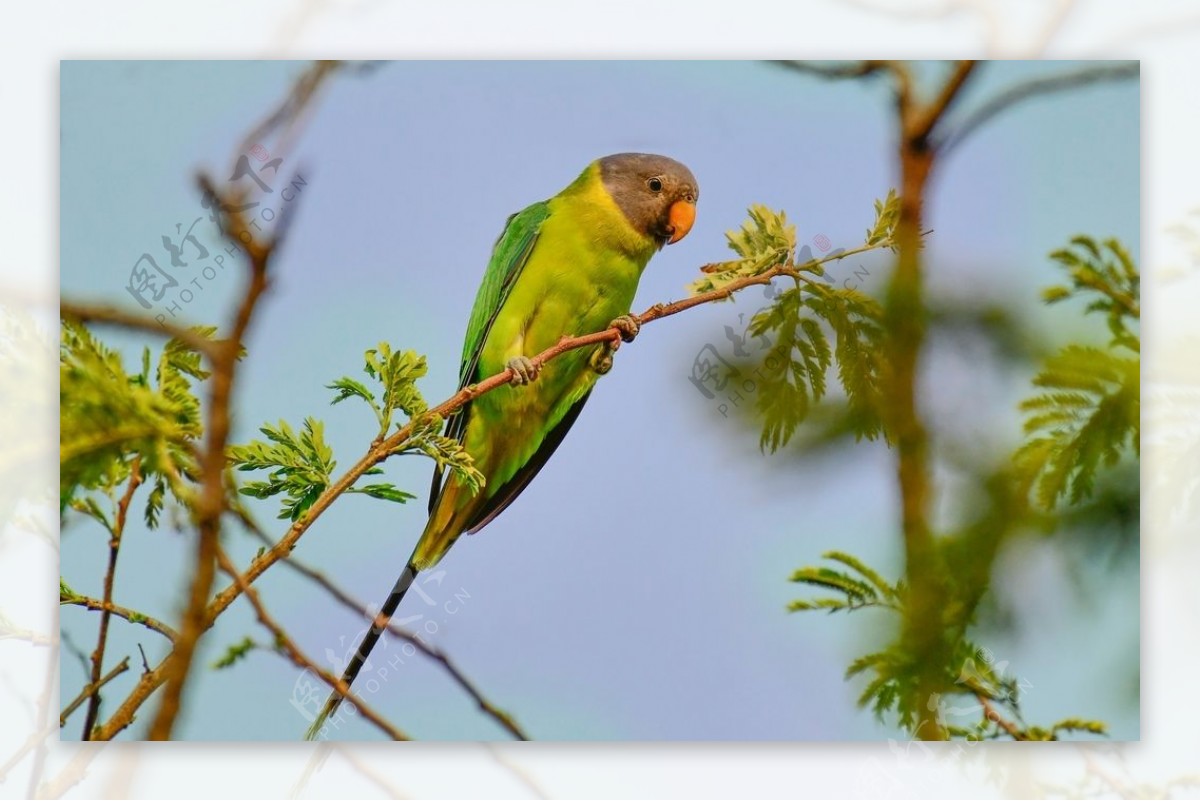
306 153 698 739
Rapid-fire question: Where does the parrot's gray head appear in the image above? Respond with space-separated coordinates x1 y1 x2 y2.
597 153 698 248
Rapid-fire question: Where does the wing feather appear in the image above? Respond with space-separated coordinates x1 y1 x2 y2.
428 201 551 511
464 390 591 534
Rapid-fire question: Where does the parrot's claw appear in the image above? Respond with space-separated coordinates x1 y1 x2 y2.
610 315 641 343
589 346 614 375
506 356 540 385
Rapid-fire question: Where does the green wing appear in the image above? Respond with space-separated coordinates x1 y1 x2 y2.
428 200 551 510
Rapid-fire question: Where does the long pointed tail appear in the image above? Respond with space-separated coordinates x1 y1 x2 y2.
303 559 420 740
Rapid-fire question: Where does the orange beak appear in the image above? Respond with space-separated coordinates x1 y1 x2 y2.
667 200 696 244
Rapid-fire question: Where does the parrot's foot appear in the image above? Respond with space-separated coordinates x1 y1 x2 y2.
610 314 641 343
506 355 540 385
589 346 614 375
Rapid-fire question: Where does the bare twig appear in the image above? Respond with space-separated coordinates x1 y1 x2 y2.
90 657 169 741
237 60 341 160
82 458 142 739
238 513 529 740
62 657 131 728
60 596 178 642
938 62 1139 153
909 60 978 142
213 545 410 741
59 301 216 355
773 60 884 80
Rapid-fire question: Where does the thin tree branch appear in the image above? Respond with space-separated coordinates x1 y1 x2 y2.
237 513 529 740
938 62 1139 153
82 457 142 740
237 60 341 161
772 60 884 80
146 173 280 741
212 545 410 741
90 657 170 741
910 60 978 142
75 60 337 743
59 301 216 356
60 596 178 642
62 657 131 728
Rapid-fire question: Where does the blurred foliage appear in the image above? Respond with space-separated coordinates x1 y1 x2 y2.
791 549 1107 741
1015 236 1140 510
59 321 212 530
211 636 259 670
777 235 1138 741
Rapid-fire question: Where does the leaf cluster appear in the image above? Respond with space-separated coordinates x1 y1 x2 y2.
751 282 884 450
693 199 896 450
230 342 483 522
1016 236 1140 510
789 551 1107 741
687 204 797 295
60 320 212 529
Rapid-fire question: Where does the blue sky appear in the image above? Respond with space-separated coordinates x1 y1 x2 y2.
60 60 1139 741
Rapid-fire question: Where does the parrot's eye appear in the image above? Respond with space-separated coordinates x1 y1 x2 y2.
647 177 663 193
